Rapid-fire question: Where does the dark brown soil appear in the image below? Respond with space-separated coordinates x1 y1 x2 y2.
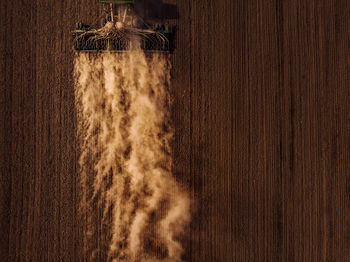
1 0 349 261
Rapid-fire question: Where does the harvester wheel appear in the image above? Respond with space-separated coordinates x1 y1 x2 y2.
101 18 107 27
76 22 82 30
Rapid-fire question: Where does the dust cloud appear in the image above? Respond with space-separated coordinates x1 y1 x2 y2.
74 48 190 262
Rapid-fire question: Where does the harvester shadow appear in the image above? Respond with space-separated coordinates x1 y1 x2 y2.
134 0 179 21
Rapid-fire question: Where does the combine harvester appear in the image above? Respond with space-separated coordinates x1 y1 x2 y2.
73 0 173 52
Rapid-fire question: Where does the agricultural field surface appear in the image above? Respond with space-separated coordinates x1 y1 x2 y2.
0 0 349 261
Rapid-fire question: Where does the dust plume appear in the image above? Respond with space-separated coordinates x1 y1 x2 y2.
74 48 190 261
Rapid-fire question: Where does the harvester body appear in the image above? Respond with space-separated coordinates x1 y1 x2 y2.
73 0 173 52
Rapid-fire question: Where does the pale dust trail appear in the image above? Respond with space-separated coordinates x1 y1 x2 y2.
74 49 191 262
